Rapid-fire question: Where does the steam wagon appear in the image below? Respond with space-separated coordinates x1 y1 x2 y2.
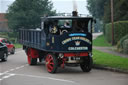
19 12 94 73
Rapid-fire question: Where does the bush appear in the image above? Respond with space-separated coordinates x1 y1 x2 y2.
0 32 8 39
105 21 128 44
117 35 128 49
8 38 17 43
0 32 17 43
122 39 128 54
117 34 128 54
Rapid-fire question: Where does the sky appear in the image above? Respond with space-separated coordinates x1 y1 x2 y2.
0 0 89 15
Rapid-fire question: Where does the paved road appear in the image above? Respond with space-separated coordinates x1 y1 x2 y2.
93 32 103 40
0 49 128 85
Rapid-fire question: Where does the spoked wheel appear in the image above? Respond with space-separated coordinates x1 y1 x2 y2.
45 53 58 73
27 48 37 65
2 53 8 61
80 56 93 72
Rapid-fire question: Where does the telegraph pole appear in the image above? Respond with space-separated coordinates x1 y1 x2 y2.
111 0 114 45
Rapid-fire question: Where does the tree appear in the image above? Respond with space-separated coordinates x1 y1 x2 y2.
104 0 128 23
87 0 128 23
87 0 108 20
6 0 56 31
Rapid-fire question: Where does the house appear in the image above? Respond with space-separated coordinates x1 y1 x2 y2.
0 13 10 32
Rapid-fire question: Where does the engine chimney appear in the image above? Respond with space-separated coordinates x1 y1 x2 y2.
72 11 78 16
72 0 78 16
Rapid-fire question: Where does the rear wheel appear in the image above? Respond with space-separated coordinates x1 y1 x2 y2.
80 56 93 72
2 53 8 61
45 53 58 73
27 48 37 65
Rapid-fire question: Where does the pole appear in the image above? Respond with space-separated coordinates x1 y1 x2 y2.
111 0 114 45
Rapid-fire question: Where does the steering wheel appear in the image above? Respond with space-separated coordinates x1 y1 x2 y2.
62 30 68 34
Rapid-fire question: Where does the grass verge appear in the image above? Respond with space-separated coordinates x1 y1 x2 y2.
93 49 128 70
14 43 22 48
93 35 111 47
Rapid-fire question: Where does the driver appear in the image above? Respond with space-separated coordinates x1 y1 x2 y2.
64 21 70 28
49 20 58 34
49 26 58 34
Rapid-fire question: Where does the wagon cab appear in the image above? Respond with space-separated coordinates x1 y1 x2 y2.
44 17 93 52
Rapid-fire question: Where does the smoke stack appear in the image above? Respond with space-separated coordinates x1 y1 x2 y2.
72 0 78 16
72 11 78 16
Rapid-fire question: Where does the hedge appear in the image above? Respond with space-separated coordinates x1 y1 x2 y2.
105 21 128 44
0 32 17 43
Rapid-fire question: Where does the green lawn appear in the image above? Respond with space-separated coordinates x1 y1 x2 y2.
93 35 111 47
93 49 128 70
14 43 22 48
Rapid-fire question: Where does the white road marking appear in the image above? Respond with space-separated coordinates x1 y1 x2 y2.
0 73 3 76
9 69 15 71
0 72 76 83
3 64 27 74
0 73 76 84
0 64 27 81
2 75 10 79
15 73 76 83
3 71 9 74
15 67 21 69
19 65 25 68
9 74 15 76
0 73 15 81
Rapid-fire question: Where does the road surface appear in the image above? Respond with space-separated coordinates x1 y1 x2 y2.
0 49 128 85
93 32 103 40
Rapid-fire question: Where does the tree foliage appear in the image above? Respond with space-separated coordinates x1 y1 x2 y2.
104 0 128 23
6 0 56 30
87 0 128 23
87 0 108 20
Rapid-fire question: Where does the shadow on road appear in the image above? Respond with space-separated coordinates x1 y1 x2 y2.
32 62 91 74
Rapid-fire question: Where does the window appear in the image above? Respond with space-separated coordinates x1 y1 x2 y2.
58 20 72 28
88 20 92 33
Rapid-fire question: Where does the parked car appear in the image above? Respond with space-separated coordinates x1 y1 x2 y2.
0 38 15 54
0 42 8 61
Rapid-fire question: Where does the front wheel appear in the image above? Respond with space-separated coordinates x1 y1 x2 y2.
80 56 93 72
45 53 58 73
2 53 8 61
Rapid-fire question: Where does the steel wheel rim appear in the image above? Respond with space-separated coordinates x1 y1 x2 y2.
45 54 54 72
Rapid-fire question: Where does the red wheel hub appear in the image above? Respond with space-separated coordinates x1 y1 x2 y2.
45 54 54 72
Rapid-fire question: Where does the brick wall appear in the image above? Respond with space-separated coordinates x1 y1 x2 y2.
0 13 10 32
